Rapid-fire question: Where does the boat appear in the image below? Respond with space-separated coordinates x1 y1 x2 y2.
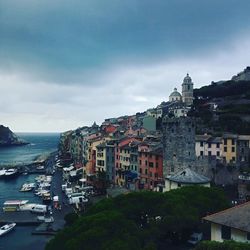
0 169 6 177
42 193 52 204
36 165 45 170
4 168 18 178
20 186 33 192
37 215 54 223
3 200 29 212
0 223 16 236
20 182 36 192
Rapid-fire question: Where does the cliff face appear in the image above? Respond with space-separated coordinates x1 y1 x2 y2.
0 125 28 146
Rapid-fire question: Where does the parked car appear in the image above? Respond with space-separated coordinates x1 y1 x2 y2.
187 232 203 245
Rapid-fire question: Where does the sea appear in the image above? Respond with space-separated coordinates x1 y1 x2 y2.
0 133 60 250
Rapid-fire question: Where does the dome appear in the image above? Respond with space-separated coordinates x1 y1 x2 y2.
169 88 182 102
169 88 182 97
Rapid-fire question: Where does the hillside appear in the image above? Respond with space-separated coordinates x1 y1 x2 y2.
191 80 250 135
0 125 28 146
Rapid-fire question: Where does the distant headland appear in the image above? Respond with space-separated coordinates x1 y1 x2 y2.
0 125 29 147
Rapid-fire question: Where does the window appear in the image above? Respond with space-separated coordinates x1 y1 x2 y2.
208 151 212 156
139 168 142 173
145 169 148 175
224 147 227 152
145 160 148 166
200 142 203 147
200 151 204 156
208 143 211 148
216 151 220 156
135 166 137 171
224 139 227 145
232 139 235 145
178 183 181 187
247 233 250 241
149 172 152 177
232 147 235 152
149 162 154 168
216 143 220 148
139 160 142 165
221 225 231 240
154 173 158 178
156 162 159 168
232 156 236 162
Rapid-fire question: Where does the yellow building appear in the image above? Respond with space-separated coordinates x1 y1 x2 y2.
204 201 250 243
221 134 237 164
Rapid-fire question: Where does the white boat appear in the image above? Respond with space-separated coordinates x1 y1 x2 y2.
36 165 45 170
4 169 18 178
20 186 33 192
19 182 36 192
0 223 16 236
0 169 6 177
3 200 29 212
37 215 54 223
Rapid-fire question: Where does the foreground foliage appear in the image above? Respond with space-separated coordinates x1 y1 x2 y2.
46 186 230 250
195 240 250 250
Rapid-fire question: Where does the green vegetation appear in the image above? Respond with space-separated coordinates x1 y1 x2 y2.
46 186 230 250
191 80 250 134
194 81 250 99
195 240 250 250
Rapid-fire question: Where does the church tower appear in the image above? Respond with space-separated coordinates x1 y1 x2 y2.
182 73 194 106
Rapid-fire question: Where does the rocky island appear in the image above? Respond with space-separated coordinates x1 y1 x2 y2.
0 125 29 147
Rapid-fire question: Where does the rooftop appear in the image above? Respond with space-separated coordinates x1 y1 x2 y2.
167 167 211 184
203 201 250 233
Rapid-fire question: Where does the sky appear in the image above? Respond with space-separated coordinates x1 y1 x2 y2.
1 0 250 132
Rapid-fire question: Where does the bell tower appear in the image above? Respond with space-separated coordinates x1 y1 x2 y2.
182 73 194 106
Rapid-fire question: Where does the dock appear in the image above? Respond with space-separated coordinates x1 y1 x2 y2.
0 211 41 225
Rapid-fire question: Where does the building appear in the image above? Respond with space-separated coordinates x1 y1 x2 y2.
203 201 250 243
182 73 194 106
196 135 221 159
143 116 156 131
162 116 196 176
138 143 163 190
232 66 250 81
221 134 238 164
162 167 210 192
169 88 182 102
96 141 116 182
237 135 250 164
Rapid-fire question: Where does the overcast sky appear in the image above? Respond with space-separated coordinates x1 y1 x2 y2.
1 0 250 132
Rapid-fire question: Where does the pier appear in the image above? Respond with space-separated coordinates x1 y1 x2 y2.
0 211 40 225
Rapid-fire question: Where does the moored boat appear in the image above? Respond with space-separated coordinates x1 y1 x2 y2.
3 200 29 212
4 168 18 178
0 169 6 177
0 223 16 236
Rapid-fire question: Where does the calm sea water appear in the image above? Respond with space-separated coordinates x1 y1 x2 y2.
0 133 60 165
0 133 60 250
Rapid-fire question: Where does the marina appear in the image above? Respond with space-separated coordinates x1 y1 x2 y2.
0 133 61 250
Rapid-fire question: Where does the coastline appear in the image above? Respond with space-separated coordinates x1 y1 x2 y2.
0 151 57 169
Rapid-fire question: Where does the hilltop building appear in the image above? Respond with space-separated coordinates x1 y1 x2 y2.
169 73 194 106
232 66 250 81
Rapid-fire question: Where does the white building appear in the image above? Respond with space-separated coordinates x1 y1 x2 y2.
204 201 250 243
